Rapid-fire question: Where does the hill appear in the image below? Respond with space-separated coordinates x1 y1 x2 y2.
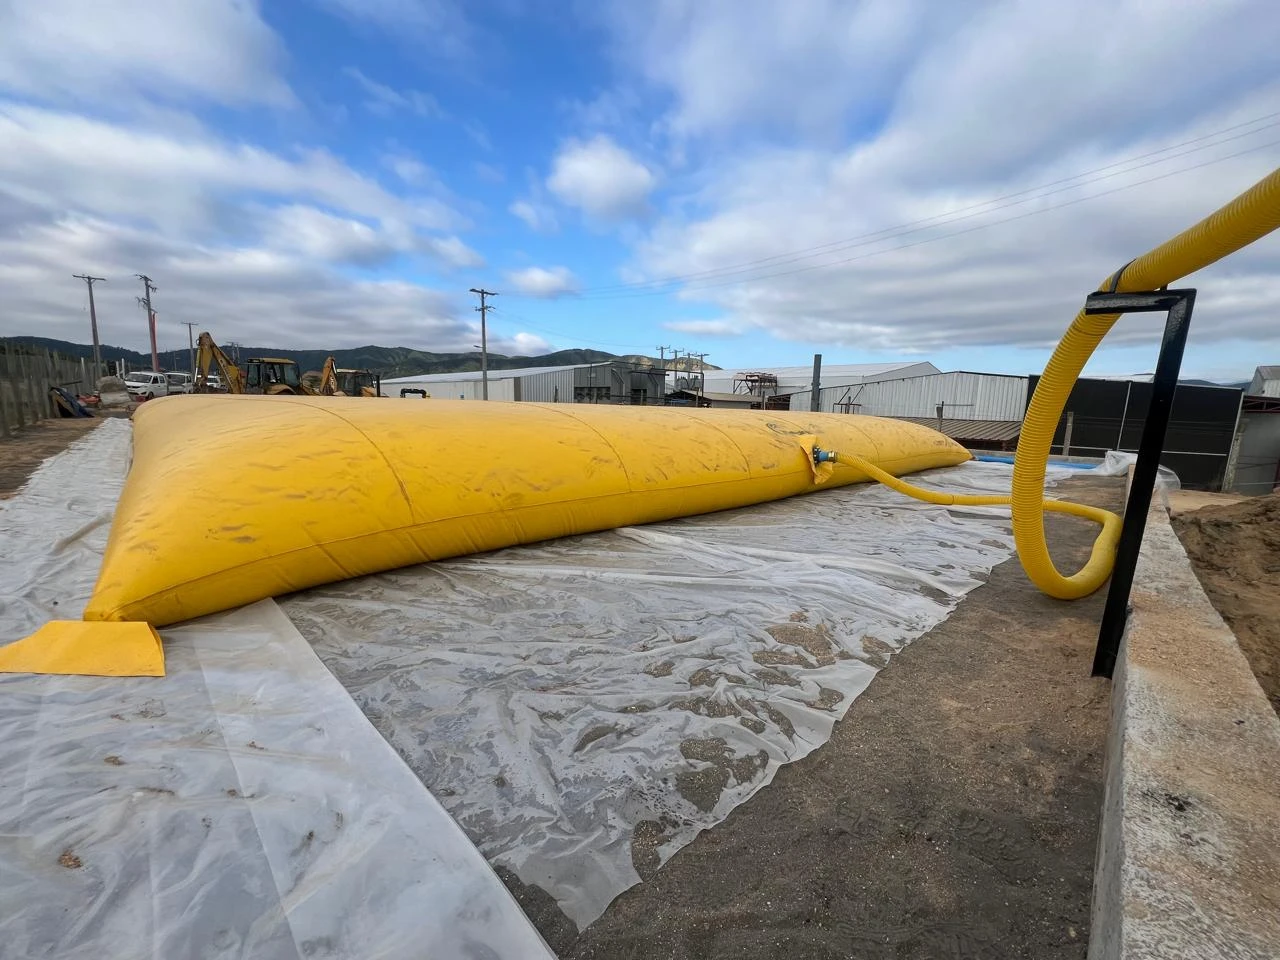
0 336 720 377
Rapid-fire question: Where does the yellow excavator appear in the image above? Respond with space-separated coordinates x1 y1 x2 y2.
193 333 314 396
316 356 382 397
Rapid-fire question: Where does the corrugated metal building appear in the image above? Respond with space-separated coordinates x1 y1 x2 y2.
701 361 940 399
1248 365 1280 398
381 362 666 404
774 371 1030 420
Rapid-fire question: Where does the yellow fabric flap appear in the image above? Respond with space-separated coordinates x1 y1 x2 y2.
0 621 165 677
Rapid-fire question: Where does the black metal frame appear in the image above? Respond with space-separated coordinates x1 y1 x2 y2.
1088 288 1196 678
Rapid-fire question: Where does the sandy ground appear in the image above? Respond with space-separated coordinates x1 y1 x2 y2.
1166 489 1250 517
506 475 1124 960
0 418 103 498
1173 493 1280 714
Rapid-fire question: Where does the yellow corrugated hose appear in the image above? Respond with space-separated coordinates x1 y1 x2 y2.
834 167 1280 600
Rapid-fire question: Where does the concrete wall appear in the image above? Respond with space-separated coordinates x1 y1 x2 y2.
1089 499 1280 960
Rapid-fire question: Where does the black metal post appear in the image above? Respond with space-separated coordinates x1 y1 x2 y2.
1087 289 1196 678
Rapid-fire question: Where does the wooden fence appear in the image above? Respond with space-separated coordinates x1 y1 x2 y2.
0 341 103 438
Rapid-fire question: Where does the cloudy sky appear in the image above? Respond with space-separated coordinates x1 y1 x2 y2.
1 0 1278 378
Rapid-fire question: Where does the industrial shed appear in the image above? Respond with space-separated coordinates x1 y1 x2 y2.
777 371 1030 421
702 361 940 403
382 362 667 404
1248 364 1280 398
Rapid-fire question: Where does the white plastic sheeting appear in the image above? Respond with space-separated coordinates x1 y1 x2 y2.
0 421 553 960
1091 450 1181 490
283 460 1070 928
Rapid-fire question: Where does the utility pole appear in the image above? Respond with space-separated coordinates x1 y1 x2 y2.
136 275 158 371
810 353 822 412
182 321 198 375
692 353 709 404
656 346 673 399
469 288 497 400
73 274 106 379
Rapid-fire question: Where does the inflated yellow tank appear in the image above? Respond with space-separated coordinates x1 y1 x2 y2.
3 396 969 675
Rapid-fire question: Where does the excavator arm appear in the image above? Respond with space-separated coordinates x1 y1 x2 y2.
194 333 244 393
317 356 340 396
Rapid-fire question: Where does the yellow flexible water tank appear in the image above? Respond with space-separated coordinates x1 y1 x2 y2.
90 396 970 626
4 396 969 676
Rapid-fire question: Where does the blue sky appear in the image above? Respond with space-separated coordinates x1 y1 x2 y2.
1 0 1278 381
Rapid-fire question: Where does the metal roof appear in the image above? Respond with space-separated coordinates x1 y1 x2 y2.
714 361 934 380
383 362 607 384
890 416 1023 445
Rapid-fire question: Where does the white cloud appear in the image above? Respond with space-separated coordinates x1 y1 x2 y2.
0 212 476 352
384 154 435 187
0 0 292 106
505 266 580 299
262 206 397 266
311 0 470 58
547 135 656 221
475 162 506 184
0 99 487 351
343 66 443 118
604 0 1280 357
510 332 553 355
509 199 557 233
600 0 943 139
663 319 742 337
421 235 485 269
0 101 466 238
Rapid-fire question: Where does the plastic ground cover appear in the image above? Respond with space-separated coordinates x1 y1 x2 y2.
0 421 554 960
282 459 1071 928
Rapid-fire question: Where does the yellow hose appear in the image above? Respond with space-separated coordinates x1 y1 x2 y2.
1014 167 1280 598
828 167 1280 600
832 451 1122 576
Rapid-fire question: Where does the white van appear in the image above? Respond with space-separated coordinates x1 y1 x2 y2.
123 371 170 401
166 372 194 394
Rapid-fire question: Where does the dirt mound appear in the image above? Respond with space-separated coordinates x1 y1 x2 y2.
1173 494 1280 714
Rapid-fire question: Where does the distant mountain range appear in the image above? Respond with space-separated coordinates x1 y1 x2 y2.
2 336 719 378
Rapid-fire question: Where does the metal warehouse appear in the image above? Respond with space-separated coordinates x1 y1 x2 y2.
781 370 1030 421
381 361 667 404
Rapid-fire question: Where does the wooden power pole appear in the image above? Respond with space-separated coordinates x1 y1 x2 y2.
182 321 198 375
73 274 106 378
136 275 158 371
469 287 497 400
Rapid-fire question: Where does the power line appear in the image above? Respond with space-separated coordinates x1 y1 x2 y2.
544 114 1280 300
572 136 1280 301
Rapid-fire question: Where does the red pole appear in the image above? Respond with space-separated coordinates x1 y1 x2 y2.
149 311 159 371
